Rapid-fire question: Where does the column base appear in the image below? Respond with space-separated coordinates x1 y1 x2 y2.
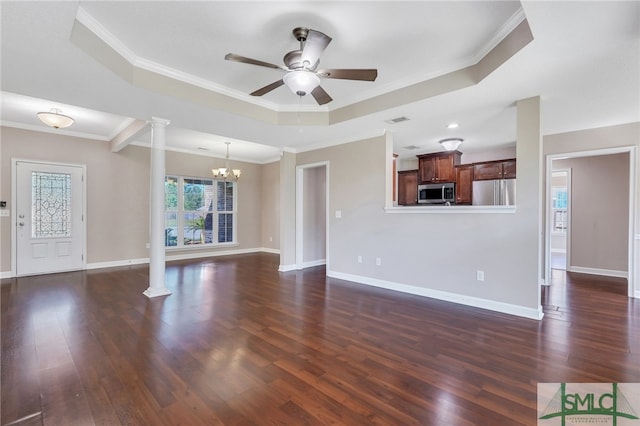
143 286 172 298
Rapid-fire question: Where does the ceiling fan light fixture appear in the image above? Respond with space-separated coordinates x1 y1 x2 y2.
439 138 463 151
283 70 320 96
37 108 74 129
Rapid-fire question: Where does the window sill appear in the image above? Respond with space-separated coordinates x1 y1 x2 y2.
166 243 239 252
385 205 516 214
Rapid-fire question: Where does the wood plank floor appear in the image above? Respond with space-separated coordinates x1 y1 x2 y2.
2 253 639 425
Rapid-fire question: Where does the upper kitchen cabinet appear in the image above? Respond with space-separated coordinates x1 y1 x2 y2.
417 151 461 184
473 159 516 181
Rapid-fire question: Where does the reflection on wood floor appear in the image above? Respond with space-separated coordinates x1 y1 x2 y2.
2 253 639 425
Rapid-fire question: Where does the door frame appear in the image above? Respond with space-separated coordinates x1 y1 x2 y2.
11 158 87 277
544 146 636 297
295 161 329 271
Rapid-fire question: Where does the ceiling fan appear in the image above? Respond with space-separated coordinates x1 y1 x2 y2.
225 27 378 105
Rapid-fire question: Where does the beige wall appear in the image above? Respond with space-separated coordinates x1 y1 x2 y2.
294 98 542 317
554 153 629 273
260 160 279 250
543 122 638 288
302 165 326 264
1 126 264 274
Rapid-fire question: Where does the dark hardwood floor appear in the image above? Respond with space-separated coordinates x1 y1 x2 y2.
2 253 638 425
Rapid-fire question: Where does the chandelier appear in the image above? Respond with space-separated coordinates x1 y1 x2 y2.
212 142 241 181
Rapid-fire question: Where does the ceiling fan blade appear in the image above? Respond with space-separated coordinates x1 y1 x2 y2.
225 53 288 71
316 68 378 81
311 86 333 105
300 30 332 68
250 79 285 96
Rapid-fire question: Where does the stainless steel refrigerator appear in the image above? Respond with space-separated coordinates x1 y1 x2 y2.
472 179 516 206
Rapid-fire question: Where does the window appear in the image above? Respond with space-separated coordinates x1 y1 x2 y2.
551 186 567 232
164 176 236 247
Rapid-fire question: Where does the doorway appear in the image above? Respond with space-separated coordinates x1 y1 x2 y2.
295 162 328 270
544 147 635 298
550 169 570 271
13 160 86 276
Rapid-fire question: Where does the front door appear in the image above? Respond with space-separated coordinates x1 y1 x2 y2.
16 161 85 276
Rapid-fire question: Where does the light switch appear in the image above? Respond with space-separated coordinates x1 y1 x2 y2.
335 210 342 218
0 210 9 217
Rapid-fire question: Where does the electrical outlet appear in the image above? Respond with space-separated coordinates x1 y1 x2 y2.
146 243 150 249
477 270 485 281
269 236 273 242
357 256 363 264
376 258 382 266
335 210 342 218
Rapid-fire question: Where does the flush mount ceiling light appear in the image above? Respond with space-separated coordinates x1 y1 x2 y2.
439 138 463 151
282 70 321 96
212 142 241 182
36 108 74 129
447 123 459 129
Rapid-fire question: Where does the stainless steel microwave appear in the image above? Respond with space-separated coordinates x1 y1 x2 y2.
418 182 455 204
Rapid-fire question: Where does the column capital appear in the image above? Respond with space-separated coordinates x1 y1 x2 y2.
149 116 171 127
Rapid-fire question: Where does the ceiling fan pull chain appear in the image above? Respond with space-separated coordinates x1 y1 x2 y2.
297 94 303 133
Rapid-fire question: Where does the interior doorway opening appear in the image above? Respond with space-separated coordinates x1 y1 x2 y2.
550 169 570 271
295 162 329 270
544 147 635 298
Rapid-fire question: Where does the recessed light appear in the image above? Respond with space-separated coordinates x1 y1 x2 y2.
447 123 459 129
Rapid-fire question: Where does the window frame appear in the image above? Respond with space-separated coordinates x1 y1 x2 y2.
164 175 237 249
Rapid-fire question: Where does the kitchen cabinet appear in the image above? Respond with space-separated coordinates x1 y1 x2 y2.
455 164 474 205
473 159 516 181
417 151 461 184
397 170 418 205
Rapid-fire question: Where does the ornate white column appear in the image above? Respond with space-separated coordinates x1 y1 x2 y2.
144 117 172 298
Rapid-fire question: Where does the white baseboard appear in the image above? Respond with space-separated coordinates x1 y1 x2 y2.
568 266 628 279
278 259 326 272
86 257 149 270
261 247 280 254
3 248 280 277
327 270 544 321
303 259 326 268
166 247 263 262
278 264 297 272
635 290 640 298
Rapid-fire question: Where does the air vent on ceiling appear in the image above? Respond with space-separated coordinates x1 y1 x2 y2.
385 116 410 124
402 145 420 150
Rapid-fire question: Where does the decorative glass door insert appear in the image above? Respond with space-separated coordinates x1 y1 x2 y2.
31 172 72 238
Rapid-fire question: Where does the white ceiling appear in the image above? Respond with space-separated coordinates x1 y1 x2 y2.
1 1 638 163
